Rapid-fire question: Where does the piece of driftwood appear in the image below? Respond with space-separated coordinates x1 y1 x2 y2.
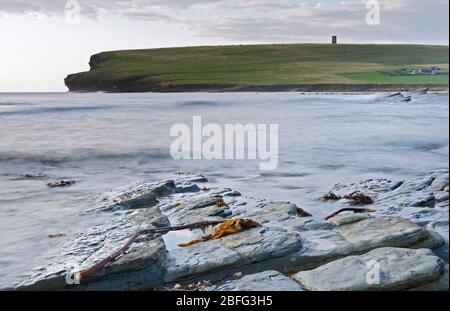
76 220 225 282
325 208 377 220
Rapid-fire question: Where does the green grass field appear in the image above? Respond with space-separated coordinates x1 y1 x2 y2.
66 44 449 90
341 72 449 84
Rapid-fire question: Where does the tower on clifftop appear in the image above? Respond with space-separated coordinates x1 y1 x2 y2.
332 36 338 44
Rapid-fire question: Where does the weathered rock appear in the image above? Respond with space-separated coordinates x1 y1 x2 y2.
22 173 47 179
47 180 76 188
292 248 446 291
291 229 354 271
337 216 443 252
410 194 436 208
284 216 443 273
245 202 300 224
15 178 182 291
327 213 373 226
412 265 449 291
162 194 230 226
164 226 301 283
12 170 449 292
205 271 304 291
428 220 449 263
17 205 169 290
328 170 449 211
164 239 240 283
175 184 201 193
431 174 449 191
92 180 176 212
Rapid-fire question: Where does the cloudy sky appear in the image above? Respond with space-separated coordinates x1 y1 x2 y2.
0 0 448 92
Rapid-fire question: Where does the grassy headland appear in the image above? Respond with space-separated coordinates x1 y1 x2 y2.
65 44 449 92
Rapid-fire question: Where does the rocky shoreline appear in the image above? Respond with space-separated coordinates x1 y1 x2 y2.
9 170 449 291
64 78 449 93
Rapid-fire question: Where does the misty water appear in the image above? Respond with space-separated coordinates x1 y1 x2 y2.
0 92 448 288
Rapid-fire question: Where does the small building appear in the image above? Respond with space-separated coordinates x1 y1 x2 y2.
332 36 337 44
396 67 444 76
421 67 442 75
431 67 442 75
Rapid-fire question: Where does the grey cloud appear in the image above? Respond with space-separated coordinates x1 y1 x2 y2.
0 0 448 44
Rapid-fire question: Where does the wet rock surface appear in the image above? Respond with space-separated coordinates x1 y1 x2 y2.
292 248 446 291
9 170 449 291
205 271 304 291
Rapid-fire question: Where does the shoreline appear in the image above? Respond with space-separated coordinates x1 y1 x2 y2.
12 170 449 291
65 83 449 94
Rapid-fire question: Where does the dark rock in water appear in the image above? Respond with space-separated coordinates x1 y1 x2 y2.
410 194 436 208
388 180 404 191
91 180 176 212
223 190 242 197
48 233 66 239
388 92 403 98
386 92 412 102
403 96 412 102
47 180 76 188
22 173 47 179
297 208 313 217
175 184 201 193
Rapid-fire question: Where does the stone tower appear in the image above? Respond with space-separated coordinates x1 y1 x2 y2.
332 36 337 44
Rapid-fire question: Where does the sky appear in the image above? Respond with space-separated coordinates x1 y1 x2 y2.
0 0 449 92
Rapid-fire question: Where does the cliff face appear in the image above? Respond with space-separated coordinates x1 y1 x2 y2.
64 76 449 93
65 73 160 93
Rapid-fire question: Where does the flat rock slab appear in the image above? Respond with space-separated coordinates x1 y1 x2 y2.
89 180 177 212
292 247 446 291
205 271 304 291
287 215 443 272
164 226 302 283
327 170 449 211
17 206 169 291
328 213 373 226
336 216 443 252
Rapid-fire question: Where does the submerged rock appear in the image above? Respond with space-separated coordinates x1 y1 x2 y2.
47 180 76 188
292 248 446 291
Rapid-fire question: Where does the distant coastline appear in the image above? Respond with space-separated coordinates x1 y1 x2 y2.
65 44 449 93
65 83 449 93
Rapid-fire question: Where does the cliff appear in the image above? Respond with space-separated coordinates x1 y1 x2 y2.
65 44 449 93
